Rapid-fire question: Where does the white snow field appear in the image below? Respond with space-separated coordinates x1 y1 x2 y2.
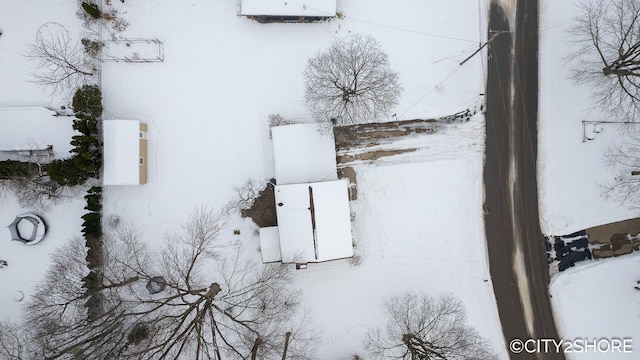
0 0 86 323
98 0 488 249
539 1 640 359
296 157 505 358
550 253 640 360
538 0 635 236
97 1 505 357
6 0 631 358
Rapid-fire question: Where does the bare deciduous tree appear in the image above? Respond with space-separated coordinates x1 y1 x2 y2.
304 34 402 126
14 208 314 359
602 132 640 208
569 0 640 120
0 321 27 360
364 292 497 360
26 22 94 98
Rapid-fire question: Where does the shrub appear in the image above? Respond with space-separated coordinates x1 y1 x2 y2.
72 150 101 178
72 84 103 120
63 84 103 184
81 38 102 58
72 117 99 135
84 187 102 212
47 158 90 187
81 186 103 319
0 160 33 179
81 2 101 19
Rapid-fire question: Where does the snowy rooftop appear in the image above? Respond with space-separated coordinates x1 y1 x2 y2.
273 179 353 263
259 226 282 263
240 0 336 17
0 107 75 158
272 123 338 184
103 120 141 186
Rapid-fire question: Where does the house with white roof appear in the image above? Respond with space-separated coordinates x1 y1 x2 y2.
260 123 353 264
239 0 337 23
0 107 74 162
103 120 147 185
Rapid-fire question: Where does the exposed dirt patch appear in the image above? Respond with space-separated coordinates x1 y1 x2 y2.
337 148 417 164
586 218 640 259
333 119 440 151
241 181 277 227
337 166 358 200
590 233 640 259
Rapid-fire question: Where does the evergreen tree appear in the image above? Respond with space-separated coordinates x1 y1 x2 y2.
47 158 90 186
72 84 103 120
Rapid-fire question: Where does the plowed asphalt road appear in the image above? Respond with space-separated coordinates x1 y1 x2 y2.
484 1 566 359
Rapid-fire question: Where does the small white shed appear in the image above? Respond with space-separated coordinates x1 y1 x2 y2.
239 0 337 22
103 120 148 185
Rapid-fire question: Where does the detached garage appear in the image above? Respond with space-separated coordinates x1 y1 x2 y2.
239 0 337 23
103 120 147 185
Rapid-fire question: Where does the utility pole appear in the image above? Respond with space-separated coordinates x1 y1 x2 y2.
460 31 508 66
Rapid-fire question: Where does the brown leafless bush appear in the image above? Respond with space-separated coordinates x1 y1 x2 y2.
0 176 74 212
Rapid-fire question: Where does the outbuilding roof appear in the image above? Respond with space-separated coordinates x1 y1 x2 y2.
240 0 336 17
0 107 74 157
271 123 338 184
103 120 141 185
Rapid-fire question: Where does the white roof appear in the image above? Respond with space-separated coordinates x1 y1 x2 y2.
259 227 282 263
272 123 338 184
0 107 75 158
103 120 141 185
240 0 336 17
274 179 353 263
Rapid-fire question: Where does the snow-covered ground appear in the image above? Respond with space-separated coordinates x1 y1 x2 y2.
539 1 640 359
550 253 640 360
538 0 634 236
0 0 82 108
296 157 505 358
8 0 639 358
0 0 86 322
98 0 489 245
0 191 86 321
0 0 510 358
96 1 504 357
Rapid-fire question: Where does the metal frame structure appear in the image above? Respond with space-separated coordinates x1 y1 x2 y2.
100 38 164 63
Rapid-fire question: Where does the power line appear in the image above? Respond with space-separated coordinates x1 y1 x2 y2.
366 256 489 281
397 64 464 119
305 6 480 43
341 15 480 43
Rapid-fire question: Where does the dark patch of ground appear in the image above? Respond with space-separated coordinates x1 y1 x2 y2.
337 148 417 164
241 180 277 227
333 119 439 150
586 218 640 258
337 166 358 200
